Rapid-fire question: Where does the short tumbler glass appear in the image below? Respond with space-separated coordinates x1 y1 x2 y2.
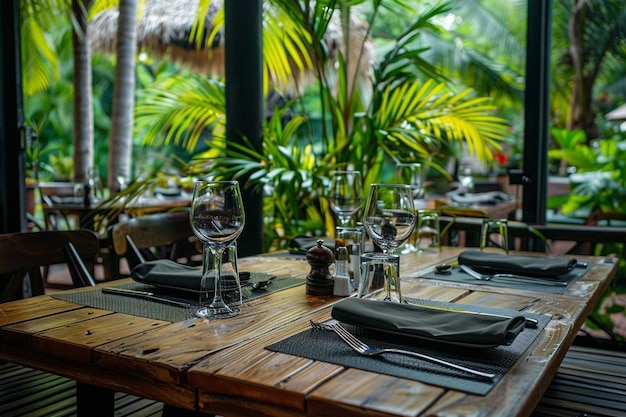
358 252 401 303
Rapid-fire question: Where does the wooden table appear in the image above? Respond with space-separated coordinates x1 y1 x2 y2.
0 247 616 416
42 195 191 230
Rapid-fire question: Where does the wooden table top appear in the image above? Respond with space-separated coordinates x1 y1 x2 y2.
0 247 616 416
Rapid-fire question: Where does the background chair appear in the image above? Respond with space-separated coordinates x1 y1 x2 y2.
107 210 201 278
0 230 100 301
0 230 176 416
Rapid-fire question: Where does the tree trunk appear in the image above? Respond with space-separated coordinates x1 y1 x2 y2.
567 0 600 142
107 0 137 193
72 0 94 183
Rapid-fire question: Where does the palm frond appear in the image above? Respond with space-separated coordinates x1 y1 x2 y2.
135 73 226 152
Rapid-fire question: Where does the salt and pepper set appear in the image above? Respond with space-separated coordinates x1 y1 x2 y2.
332 246 353 296
305 239 357 296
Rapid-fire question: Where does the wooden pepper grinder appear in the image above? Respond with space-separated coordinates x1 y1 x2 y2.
306 239 334 295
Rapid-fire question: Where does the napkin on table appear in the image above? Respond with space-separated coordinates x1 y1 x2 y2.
446 190 513 206
331 297 525 347
458 250 577 278
131 259 248 292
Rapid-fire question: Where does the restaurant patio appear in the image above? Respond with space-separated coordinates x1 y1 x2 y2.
1 1 626 416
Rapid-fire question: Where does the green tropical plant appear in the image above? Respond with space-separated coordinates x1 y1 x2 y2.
548 127 626 216
129 0 509 250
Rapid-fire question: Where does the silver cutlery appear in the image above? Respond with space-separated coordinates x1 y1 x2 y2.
311 321 495 380
459 264 567 286
102 287 192 308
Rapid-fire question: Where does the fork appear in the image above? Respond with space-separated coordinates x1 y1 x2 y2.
311 321 495 380
459 264 567 286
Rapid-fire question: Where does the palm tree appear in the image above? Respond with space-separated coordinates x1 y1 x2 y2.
553 0 626 141
132 0 510 247
105 0 138 192
72 0 95 184
21 0 96 184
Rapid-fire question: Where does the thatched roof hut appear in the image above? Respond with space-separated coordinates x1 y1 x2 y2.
88 0 375 89
90 0 225 75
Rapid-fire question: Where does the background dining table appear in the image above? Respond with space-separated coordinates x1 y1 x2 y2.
0 246 616 416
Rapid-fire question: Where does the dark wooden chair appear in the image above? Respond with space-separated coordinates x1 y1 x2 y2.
0 230 100 301
107 210 201 278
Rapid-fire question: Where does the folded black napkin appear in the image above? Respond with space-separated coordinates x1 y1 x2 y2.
446 190 513 206
458 250 577 278
131 259 249 293
331 298 525 347
288 236 336 254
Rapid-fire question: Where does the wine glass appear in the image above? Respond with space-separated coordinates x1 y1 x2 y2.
394 162 424 200
457 163 475 193
190 180 245 319
363 184 416 254
394 163 423 253
329 170 362 227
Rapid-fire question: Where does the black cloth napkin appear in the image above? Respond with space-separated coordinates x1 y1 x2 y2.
331 298 525 347
288 236 336 255
131 259 250 293
446 190 513 206
458 250 577 278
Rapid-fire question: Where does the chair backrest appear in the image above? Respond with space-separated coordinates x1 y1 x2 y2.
108 211 201 277
438 205 490 219
438 215 626 257
0 230 100 302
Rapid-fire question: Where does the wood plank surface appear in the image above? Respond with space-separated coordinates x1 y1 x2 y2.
0 248 617 417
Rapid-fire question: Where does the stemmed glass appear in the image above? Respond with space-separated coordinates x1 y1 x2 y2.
190 180 245 319
395 162 424 200
394 163 423 253
363 184 417 254
330 170 362 226
457 163 475 193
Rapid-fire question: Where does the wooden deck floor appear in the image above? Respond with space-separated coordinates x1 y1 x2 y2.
0 362 164 417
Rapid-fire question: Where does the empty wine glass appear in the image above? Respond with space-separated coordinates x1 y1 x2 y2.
330 170 363 226
394 163 423 253
395 162 424 200
190 180 245 319
363 184 416 254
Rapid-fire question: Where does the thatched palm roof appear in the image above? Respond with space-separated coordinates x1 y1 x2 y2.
88 0 374 87
89 0 225 75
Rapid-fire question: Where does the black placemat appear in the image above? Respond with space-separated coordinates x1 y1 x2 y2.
266 301 550 395
53 274 304 322
413 264 590 294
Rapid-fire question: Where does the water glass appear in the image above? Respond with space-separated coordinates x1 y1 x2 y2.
358 252 401 303
480 218 509 254
203 242 242 305
457 163 475 193
416 209 441 253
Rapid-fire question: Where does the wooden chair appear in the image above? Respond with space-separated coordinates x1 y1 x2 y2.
38 182 81 230
0 230 100 301
436 206 490 247
107 210 201 278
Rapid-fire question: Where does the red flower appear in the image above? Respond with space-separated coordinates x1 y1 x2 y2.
493 151 509 167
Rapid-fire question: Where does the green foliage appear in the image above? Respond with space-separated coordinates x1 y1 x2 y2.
548 127 626 214
133 1 510 250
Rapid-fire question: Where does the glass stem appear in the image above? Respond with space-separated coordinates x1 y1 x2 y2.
200 245 213 306
209 247 229 310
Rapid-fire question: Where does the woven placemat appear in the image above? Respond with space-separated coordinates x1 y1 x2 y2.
53 273 304 322
266 301 550 395
413 264 590 294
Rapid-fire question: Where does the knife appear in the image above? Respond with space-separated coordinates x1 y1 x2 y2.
102 287 192 308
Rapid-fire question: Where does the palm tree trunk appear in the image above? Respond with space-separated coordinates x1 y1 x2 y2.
72 0 94 183
107 0 137 192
